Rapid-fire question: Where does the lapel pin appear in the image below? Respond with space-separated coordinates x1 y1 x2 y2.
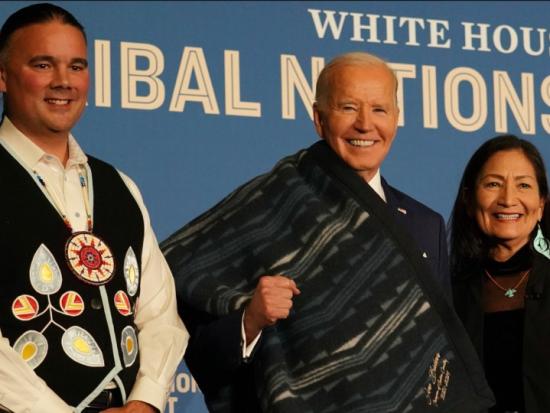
397 207 407 215
422 252 428 258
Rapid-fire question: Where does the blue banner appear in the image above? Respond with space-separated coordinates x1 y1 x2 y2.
2 2 549 411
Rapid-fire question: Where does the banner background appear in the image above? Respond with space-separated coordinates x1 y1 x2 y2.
2 2 550 411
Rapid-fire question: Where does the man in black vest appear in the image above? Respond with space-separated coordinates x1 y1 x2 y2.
0 3 187 412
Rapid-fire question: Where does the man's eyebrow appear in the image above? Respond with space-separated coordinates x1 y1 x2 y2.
28 55 55 64
28 55 88 68
71 57 88 68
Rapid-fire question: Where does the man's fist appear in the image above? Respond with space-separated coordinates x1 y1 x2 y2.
243 275 300 343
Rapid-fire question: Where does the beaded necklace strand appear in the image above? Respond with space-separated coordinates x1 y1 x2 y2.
484 269 530 298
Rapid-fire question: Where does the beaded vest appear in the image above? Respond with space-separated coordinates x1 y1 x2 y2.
0 145 144 408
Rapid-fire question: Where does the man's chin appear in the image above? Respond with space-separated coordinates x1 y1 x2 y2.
350 166 378 182
41 126 72 140
46 120 78 135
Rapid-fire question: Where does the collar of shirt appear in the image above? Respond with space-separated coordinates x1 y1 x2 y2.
0 116 88 172
0 116 90 231
367 169 386 202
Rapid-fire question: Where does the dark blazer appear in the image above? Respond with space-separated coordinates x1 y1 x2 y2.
181 179 451 412
452 252 550 412
382 178 451 297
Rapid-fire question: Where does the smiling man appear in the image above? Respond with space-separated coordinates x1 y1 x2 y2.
0 3 187 413
163 52 494 412
310 54 451 292
313 59 398 183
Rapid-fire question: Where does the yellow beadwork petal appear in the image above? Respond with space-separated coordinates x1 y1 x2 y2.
13 330 48 369
126 336 134 353
73 337 91 354
128 266 136 284
124 247 140 296
30 244 62 295
40 264 53 282
21 342 37 361
62 326 104 367
120 326 138 367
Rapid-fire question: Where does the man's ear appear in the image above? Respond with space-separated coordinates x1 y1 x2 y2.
0 64 6 93
312 103 324 139
393 106 400 135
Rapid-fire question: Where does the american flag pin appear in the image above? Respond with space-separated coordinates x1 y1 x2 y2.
397 207 407 214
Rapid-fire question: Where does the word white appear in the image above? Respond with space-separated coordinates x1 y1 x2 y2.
308 9 550 57
92 41 550 134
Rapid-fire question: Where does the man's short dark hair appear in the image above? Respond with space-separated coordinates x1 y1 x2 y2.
0 3 86 120
0 2 86 63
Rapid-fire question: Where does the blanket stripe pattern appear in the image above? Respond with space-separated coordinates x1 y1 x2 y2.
163 142 493 413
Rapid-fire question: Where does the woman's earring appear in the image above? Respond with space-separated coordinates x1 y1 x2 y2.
534 222 550 260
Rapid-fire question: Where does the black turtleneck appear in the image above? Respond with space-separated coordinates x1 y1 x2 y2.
483 242 533 276
483 243 532 413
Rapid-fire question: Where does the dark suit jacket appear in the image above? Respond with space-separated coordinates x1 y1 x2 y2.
382 178 451 297
181 178 451 412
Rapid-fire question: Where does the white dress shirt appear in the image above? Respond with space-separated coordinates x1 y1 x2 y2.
0 118 189 413
368 169 386 202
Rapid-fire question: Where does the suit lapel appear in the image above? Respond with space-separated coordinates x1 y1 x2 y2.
382 177 408 219
382 177 429 261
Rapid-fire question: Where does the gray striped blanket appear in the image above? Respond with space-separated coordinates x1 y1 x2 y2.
163 141 493 413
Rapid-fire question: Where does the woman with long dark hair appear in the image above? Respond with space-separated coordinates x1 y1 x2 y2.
450 134 550 412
